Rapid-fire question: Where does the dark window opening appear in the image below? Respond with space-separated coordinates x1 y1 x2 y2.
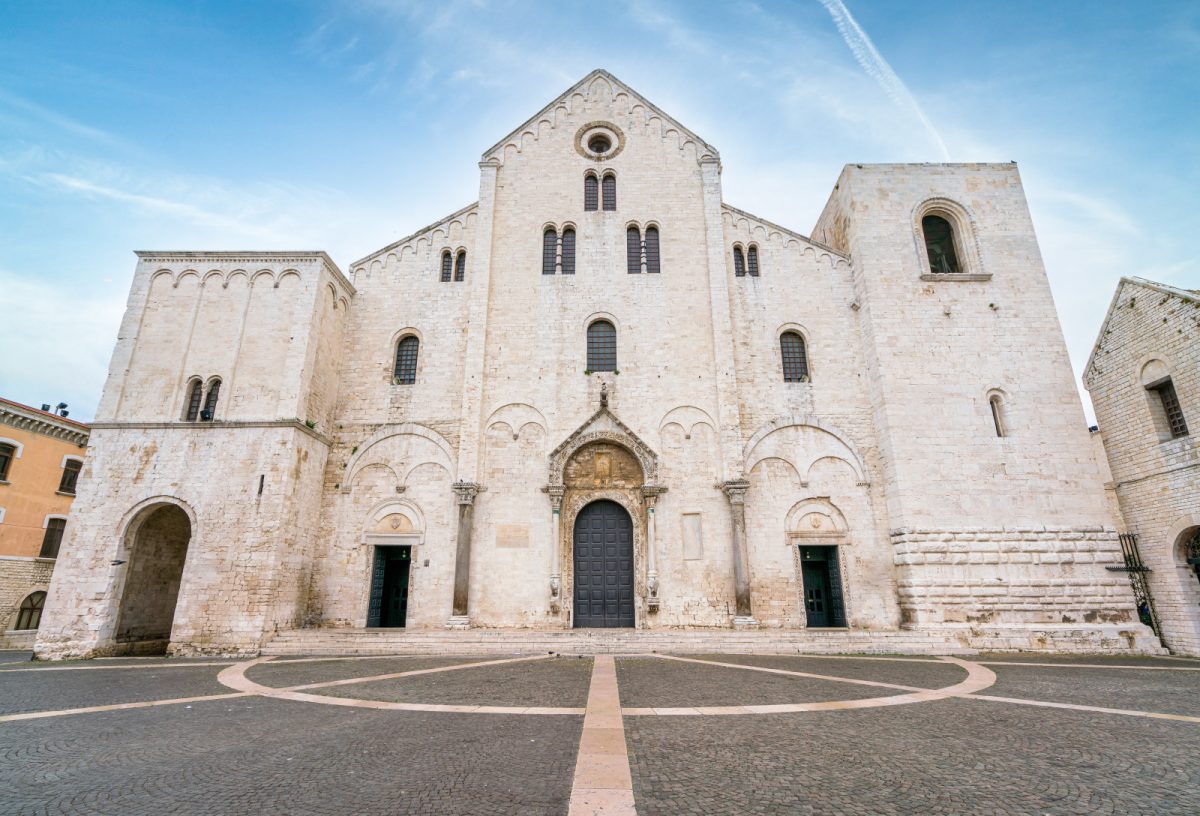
394 336 419 384
733 247 746 277
40 518 65 559
644 226 660 274
587 320 617 372
15 591 46 630
439 251 452 282
922 215 960 274
747 245 759 277
990 396 1006 438
602 174 616 211
584 175 598 211
1152 379 1189 438
626 226 642 274
561 228 576 275
588 134 612 154
185 378 203 421
454 250 466 282
201 380 220 421
59 459 82 494
0 443 14 481
543 228 558 275
780 332 809 382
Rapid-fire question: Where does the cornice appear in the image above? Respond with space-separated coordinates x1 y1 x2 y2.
136 250 354 298
88 419 330 446
0 400 89 447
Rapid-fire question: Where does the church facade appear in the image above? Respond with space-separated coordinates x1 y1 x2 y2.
35 70 1158 658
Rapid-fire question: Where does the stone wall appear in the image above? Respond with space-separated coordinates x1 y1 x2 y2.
0 556 53 648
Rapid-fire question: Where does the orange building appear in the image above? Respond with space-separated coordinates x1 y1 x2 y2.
0 397 89 649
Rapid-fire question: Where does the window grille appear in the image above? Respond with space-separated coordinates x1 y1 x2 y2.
59 459 82 494
747 245 759 277
644 226 660 274
454 250 466 282
561 228 576 275
201 380 220 421
584 175 598 211
780 332 809 382
733 247 746 277
0 443 13 481
922 215 960 274
40 519 65 559
440 251 452 282
15 591 45 630
626 226 642 274
185 378 203 421
1153 380 1189 438
394 336 419 384
543 228 558 275
587 320 617 372
602 174 616 211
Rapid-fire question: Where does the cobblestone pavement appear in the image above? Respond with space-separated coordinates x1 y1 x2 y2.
1 651 1198 815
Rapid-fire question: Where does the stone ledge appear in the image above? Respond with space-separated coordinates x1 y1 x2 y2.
89 419 331 446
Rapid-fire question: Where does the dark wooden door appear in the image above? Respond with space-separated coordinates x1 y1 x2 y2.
802 561 832 627
573 500 634 628
368 546 410 628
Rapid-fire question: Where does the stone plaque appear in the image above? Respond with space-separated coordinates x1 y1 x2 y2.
495 524 529 549
682 513 703 560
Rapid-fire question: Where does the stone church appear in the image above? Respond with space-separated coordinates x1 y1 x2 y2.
35 70 1158 658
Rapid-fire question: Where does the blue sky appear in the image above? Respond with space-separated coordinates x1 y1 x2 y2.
1 0 1197 422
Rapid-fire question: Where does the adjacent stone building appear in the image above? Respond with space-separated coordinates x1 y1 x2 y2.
0 397 89 649
36 70 1157 658
1085 277 1199 656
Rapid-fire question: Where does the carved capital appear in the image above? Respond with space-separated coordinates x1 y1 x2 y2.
452 482 484 505
641 484 667 507
720 479 751 505
545 485 566 510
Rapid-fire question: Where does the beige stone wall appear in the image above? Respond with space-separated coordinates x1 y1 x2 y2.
1085 278 1200 655
0 556 54 648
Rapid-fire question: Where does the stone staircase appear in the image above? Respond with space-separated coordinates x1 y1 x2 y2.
261 624 1164 657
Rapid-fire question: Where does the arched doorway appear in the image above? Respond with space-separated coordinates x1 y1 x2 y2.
573 500 634 628
116 504 191 654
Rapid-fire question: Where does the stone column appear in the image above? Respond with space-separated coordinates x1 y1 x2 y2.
642 486 666 613
548 486 564 615
721 479 756 627
448 481 483 628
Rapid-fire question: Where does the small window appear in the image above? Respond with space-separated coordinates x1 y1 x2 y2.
747 245 759 277
0 443 13 481
40 518 65 559
626 226 642 274
588 133 612 155
184 378 203 421
454 250 466 282
587 320 617 372
15 591 46 630
989 395 1006 438
602 174 616 211
1151 379 1189 438
780 332 809 382
201 380 220 421
644 226 660 274
561 228 576 275
394 336 419 384
440 250 452 282
922 215 960 274
584 174 598 211
543 228 558 275
59 459 82 495
733 247 746 277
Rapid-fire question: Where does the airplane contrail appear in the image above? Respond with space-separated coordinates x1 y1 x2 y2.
818 0 951 161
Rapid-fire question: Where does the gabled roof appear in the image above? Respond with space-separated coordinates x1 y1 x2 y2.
1083 276 1200 385
351 201 479 270
722 204 848 260
481 68 719 163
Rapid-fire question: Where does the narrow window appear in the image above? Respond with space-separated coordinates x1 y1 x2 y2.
454 250 466 282
543 228 558 275
1152 379 1189 438
626 226 642 274
394 336 419 384
780 332 809 382
40 518 66 559
989 395 1006 438
584 174 598 211
922 215 960 274
58 459 82 495
0 443 13 481
15 591 46 630
201 380 220 421
440 250 452 282
747 245 760 277
184 378 203 421
644 226 661 274
602 174 616 211
561 228 576 275
733 247 746 277
587 320 617 372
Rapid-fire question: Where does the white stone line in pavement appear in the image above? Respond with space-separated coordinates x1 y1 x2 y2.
0 661 235 673
216 654 586 715
0 692 252 723
976 661 1200 671
962 693 1200 724
568 655 636 816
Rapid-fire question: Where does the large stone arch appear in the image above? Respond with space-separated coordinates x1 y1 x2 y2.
744 415 869 486
341 423 455 493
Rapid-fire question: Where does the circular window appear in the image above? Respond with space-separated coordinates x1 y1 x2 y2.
575 122 625 161
587 134 612 155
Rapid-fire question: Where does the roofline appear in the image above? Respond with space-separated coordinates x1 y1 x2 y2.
0 397 91 447
135 250 353 296
350 201 479 269
1082 276 1199 385
721 203 848 259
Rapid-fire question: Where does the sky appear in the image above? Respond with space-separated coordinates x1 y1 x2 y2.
1 0 1197 423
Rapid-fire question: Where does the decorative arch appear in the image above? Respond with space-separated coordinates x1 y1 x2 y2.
658 405 718 443
362 498 426 541
548 409 661 489
912 197 985 278
485 403 549 440
342 423 456 493
744 416 869 486
786 497 849 538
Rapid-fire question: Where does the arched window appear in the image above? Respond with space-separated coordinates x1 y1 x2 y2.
184 377 203 421
1150 378 1189 438
454 250 466 282
587 320 617 372
989 394 1007 438
201 379 220 421
440 250 453 282
543 228 558 275
644 226 660 274
15 591 46 630
780 332 809 382
602 173 616 211
626 226 642 274
584 174 598 211
394 336 419 384
733 246 746 277
922 215 960 274
747 245 759 277
561 228 576 275
58 458 82 495
0 443 16 481
40 518 66 559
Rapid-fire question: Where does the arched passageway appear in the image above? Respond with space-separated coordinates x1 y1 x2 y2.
116 504 191 654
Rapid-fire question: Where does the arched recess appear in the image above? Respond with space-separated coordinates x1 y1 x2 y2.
342 423 455 493
744 416 869 486
548 411 660 489
114 498 195 654
785 497 852 628
911 197 985 277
